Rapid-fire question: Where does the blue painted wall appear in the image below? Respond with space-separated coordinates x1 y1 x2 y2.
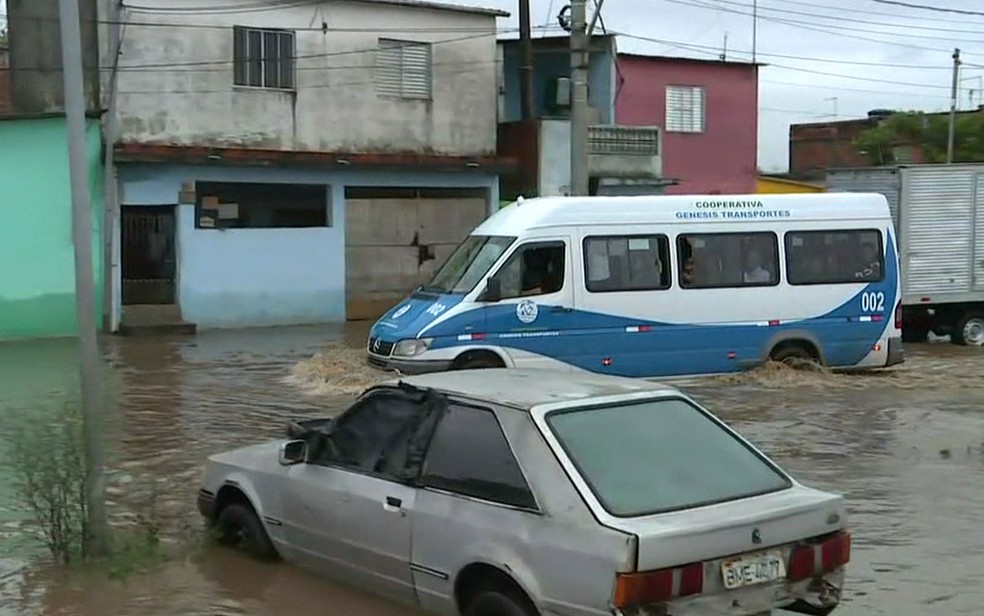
118 164 497 329
500 44 615 123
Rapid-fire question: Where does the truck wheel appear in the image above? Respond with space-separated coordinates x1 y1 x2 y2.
953 313 984 347
902 326 929 343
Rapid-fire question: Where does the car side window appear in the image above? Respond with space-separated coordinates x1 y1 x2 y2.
494 242 566 300
421 404 537 510
313 391 430 479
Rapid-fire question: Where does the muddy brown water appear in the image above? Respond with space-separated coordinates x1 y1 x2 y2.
1 327 982 615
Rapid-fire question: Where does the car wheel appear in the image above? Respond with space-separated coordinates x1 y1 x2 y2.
464 589 538 616
216 503 278 561
952 313 984 347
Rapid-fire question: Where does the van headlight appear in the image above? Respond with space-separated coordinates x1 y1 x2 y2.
393 338 432 358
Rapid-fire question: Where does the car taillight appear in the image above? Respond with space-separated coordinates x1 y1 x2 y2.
788 531 851 582
614 562 703 608
894 301 903 330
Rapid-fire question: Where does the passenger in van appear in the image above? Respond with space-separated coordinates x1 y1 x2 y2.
742 248 773 284
855 244 882 281
681 257 696 287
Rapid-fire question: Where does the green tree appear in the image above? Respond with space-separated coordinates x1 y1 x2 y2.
855 111 984 165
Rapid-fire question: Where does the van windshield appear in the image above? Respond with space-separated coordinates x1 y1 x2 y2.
546 398 791 517
423 235 515 295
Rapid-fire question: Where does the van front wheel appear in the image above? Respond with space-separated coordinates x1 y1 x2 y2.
453 351 505 370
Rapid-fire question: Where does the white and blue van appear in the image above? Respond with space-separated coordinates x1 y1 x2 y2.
366 193 904 378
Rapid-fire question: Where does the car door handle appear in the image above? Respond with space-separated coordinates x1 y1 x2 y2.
551 307 572 313
385 496 402 510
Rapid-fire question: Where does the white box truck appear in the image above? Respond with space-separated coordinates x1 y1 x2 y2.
827 164 984 345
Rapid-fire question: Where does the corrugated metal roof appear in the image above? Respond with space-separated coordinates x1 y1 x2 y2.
352 0 508 17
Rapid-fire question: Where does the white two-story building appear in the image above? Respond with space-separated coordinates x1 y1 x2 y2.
95 0 509 330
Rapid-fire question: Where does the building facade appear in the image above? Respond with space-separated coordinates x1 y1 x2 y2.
788 107 984 179
46 0 509 330
615 54 759 195
496 36 664 198
0 116 103 340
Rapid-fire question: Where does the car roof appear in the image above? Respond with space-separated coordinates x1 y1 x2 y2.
383 369 679 410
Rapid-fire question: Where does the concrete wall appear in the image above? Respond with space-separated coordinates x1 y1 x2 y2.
0 117 103 340
117 164 497 329
5 0 100 114
499 43 615 123
616 56 758 195
110 0 500 156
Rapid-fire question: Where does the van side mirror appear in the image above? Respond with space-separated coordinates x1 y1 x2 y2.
278 439 307 466
481 277 502 302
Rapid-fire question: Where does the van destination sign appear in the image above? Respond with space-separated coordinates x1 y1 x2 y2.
675 200 792 220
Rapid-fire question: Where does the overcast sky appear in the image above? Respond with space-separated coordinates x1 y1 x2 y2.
475 0 984 171
3 0 983 171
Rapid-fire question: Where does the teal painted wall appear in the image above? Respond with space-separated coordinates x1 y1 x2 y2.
0 117 103 340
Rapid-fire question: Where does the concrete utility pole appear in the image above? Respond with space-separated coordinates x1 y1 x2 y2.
569 0 589 196
103 1 126 332
58 0 108 555
948 47 961 164
518 0 534 120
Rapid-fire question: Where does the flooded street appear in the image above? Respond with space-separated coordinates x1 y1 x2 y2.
1 328 982 615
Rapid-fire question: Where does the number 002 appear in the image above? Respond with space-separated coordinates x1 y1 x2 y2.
861 292 885 312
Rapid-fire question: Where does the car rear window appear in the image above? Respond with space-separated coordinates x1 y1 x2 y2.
546 398 791 517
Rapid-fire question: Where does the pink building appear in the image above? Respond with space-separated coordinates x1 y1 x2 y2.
615 54 759 195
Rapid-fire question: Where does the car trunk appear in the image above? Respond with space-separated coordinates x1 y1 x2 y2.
608 485 845 572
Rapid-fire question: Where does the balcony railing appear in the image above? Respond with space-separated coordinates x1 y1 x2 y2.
588 125 660 156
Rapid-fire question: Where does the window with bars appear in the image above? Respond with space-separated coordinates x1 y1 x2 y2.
233 26 295 90
665 85 705 133
376 39 432 100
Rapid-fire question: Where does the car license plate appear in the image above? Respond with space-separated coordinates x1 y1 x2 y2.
721 551 786 590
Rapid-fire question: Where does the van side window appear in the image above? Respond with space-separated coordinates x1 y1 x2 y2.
785 230 884 285
677 233 779 289
584 235 671 292
494 242 566 299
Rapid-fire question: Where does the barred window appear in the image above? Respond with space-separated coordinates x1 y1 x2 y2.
233 27 295 90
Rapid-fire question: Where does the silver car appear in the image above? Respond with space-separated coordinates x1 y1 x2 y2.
197 370 849 616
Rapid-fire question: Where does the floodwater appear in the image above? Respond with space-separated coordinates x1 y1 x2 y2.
1 326 982 615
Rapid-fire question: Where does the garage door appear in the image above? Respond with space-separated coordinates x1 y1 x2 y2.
345 187 489 321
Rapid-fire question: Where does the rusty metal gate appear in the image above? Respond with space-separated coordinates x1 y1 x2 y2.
345 187 489 321
121 206 176 305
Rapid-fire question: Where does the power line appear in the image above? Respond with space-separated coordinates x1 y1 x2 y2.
618 31 958 69
0 11 530 32
765 0 983 26
761 78 954 101
617 31 961 89
116 61 494 95
662 0 984 55
703 0 984 37
870 0 984 17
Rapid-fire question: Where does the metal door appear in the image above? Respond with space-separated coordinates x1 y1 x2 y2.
121 206 176 305
345 188 489 320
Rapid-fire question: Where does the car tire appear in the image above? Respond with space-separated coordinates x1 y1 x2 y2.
216 503 278 561
952 313 984 347
464 589 538 616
